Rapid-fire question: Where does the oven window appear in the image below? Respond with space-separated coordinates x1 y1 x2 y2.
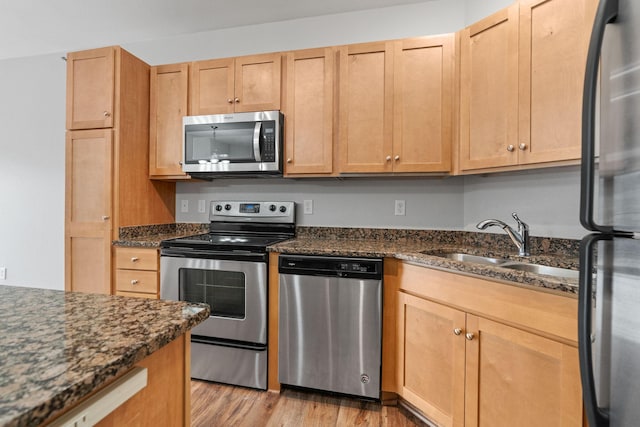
178 268 246 319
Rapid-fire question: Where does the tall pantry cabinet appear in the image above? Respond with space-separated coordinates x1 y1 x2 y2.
65 46 175 294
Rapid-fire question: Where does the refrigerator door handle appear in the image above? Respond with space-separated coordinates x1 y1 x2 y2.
579 234 613 427
580 0 618 233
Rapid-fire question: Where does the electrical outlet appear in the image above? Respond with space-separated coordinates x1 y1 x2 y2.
394 200 406 216
0 267 6 280
180 200 189 213
198 200 206 213
303 199 313 215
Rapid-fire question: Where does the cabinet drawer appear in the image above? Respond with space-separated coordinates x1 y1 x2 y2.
116 291 158 299
115 270 158 294
115 248 158 270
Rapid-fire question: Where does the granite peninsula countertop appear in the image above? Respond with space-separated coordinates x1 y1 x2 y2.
0 285 210 427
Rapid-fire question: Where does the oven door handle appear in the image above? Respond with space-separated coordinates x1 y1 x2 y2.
160 248 267 262
191 336 267 351
253 122 262 162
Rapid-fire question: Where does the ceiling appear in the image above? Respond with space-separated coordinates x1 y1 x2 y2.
0 0 435 61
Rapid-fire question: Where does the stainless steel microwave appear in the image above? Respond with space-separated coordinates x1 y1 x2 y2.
182 110 283 178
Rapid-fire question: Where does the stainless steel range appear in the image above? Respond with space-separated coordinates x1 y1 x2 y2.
160 201 295 390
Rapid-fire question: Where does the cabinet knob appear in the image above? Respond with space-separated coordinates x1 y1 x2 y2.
453 328 463 336
178 161 183 165
507 145 515 152
286 158 292 163
234 98 240 103
386 156 392 161
130 279 139 285
227 98 233 104
131 257 139 262
519 143 527 150
465 332 475 341
394 155 400 161
101 216 110 221
103 111 111 117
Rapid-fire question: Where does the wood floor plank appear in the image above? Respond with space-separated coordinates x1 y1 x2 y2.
191 380 422 427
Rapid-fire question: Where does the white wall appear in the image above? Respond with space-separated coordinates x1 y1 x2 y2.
176 177 464 229
126 1 466 65
463 166 584 239
0 53 66 289
0 0 585 290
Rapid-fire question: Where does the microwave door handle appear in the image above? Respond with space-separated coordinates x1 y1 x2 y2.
253 122 262 162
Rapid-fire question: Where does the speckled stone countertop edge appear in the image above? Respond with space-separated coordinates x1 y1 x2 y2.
0 288 210 427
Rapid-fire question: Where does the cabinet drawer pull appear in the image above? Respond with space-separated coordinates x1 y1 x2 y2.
103 111 111 117
130 279 139 285
131 257 139 262
287 158 292 164
453 328 462 336
101 216 110 221
465 332 475 341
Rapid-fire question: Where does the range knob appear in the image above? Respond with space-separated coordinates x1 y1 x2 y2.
224 204 232 211
215 204 223 212
269 204 277 212
279 205 287 213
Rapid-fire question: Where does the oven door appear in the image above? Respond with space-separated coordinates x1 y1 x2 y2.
160 255 267 344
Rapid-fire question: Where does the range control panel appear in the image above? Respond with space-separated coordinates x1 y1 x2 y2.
210 200 295 223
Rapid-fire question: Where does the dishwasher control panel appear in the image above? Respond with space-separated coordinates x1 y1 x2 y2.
279 255 382 280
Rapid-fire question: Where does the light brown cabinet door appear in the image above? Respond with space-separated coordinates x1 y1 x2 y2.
191 54 282 115
190 58 235 115
464 315 582 427
397 292 466 427
338 42 394 173
234 53 282 113
518 0 597 165
283 48 335 175
393 35 454 173
459 5 519 171
65 130 113 294
66 47 115 130
149 63 190 179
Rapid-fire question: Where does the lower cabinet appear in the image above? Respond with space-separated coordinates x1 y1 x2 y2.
397 262 582 427
114 247 160 299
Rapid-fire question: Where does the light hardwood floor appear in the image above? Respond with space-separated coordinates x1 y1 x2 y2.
191 381 423 427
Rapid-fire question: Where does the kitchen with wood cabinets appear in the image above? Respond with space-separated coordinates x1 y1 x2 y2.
0 0 604 425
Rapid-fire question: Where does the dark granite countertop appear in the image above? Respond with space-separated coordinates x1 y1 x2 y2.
0 286 210 427
268 227 580 296
114 224 580 296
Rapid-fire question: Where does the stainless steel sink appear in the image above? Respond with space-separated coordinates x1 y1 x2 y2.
422 251 506 265
422 251 579 280
499 262 579 280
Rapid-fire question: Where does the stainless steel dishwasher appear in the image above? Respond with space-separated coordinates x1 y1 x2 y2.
278 254 382 399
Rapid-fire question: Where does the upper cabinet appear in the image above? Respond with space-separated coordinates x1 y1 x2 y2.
149 63 190 179
459 0 597 172
190 53 282 115
459 5 519 171
66 47 116 130
338 36 454 174
338 42 394 173
517 0 597 165
283 48 335 176
393 35 453 173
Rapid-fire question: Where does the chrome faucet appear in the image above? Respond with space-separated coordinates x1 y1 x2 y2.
476 212 530 256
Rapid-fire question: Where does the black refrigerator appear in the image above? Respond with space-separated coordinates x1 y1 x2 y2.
580 0 640 426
